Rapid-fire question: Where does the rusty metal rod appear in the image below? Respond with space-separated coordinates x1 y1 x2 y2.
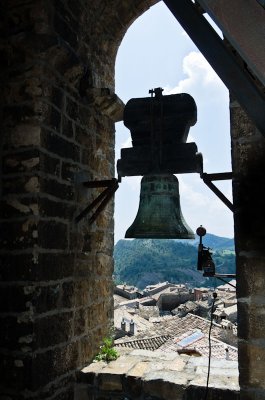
202 175 234 212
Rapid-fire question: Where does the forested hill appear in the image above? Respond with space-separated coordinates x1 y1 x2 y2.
114 235 235 289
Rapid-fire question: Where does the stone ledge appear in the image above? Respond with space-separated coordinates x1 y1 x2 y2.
75 348 239 399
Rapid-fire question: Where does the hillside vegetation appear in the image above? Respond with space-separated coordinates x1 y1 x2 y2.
114 235 235 289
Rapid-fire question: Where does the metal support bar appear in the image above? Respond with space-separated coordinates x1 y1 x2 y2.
203 172 233 181
75 179 119 224
213 275 236 289
163 0 265 137
201 172 234 212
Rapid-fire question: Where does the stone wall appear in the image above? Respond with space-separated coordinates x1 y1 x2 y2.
230 99 265 400
0 1 155 399
75 349 240 400
0 1 264 399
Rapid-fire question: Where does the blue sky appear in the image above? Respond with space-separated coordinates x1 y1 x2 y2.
114 2 233 243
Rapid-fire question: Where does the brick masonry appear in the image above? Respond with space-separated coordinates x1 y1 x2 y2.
230 98 265 400
0 1 156 399
0 1 264 400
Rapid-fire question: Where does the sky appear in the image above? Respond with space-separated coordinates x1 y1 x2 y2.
114 2 234 243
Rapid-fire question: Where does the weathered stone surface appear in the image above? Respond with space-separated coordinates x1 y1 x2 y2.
98 373 123 392
231 100 265 398
78 350 239 400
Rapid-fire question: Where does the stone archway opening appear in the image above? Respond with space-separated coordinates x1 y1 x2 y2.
1 2 264 400
114 1 233 246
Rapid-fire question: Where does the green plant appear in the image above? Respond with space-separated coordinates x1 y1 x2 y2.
94 337 119 362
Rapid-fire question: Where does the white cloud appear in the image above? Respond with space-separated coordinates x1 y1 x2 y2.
123 176 142 191
178 174 234 238
164 51 225 96
121 136 132 149
181 30 189 38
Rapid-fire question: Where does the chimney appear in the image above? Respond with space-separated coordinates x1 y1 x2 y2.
121 318 126 331
129 319 135 335
225 347 230 360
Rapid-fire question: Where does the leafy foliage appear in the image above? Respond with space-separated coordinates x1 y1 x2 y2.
114 237 235 289
94 338 119 362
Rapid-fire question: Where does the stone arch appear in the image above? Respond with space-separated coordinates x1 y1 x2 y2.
1 1 264 400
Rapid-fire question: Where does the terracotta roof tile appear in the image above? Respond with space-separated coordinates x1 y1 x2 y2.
115 335 172 351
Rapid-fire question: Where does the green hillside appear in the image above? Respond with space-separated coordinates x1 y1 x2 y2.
114 236 235 289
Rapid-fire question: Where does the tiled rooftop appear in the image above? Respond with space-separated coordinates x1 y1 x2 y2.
115 335 172 351
114 313 238 360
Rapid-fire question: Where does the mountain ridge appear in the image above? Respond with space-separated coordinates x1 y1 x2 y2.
114 233 235 289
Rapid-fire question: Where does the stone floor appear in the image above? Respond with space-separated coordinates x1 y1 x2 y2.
75 348 239 399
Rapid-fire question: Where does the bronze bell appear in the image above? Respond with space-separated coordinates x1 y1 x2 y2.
125 174 195 239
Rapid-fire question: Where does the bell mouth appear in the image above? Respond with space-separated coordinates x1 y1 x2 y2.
125 174 195 240
125 231 195 239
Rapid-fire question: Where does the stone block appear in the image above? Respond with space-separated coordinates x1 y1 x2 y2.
66 96 79 121
31 284 61 314
123 375 143 398
236 256 265 299
0 219 38 250
238 341 265 389
0 352 32 390
72 280 92 308
39 220 68 250
0 285 35 313
77 336 94 366
41 129 80 162
75 125 92 148
36 253 75 281
41 177 75 201
40 151 61 176
0 253 38 281
74 384 92 400
61 281 75 309
34 311 73 348
230 104 257 140
102 355 138 376
49 105 62 132
237 301 265 340
3 175 40 196
0 197 38 219
62 115 74 138
130 349 178 361
0 315 33 351
39 197 75 219
127 361 149 377
98 372 123 392
31 341 79 389
54 11 78 49
239 388 265 400
145 358 186 374
81 361 107 376
3 148 39 174
143 370 188 400
61 161 81 182
3 122 41 148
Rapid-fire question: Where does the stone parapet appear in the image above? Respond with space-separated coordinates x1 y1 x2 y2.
75 349 239 400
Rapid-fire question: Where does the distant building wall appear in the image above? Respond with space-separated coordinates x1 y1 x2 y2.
115 285 139 299
157 292 193 311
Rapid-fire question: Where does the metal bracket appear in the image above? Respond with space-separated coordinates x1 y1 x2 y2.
75 178 119 224
201 172 233 212
196 225 236 287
